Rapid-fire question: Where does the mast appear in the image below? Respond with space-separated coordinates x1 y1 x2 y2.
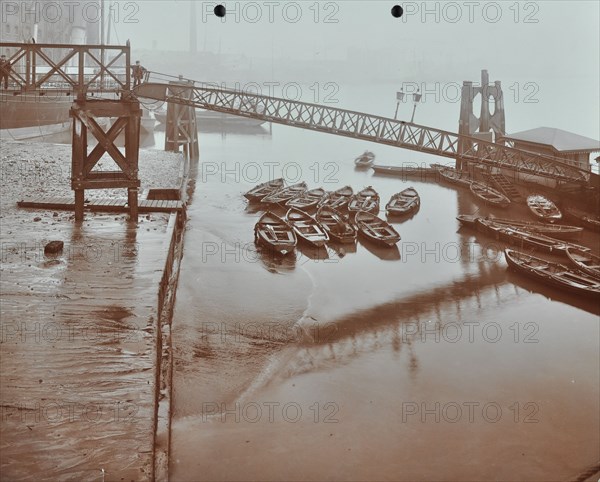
107 1 112 45
190 1 197 54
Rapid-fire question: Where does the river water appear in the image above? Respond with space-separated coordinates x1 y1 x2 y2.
162 79 599 481
14 77 599 480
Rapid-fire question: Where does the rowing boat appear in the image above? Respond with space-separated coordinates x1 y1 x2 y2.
354 151 375 168
457 215 583 240
286 207 329 247
477 218 590 255
348 186 380 214
527 194 562 223
432 164 471 187
286 187 327 210
254 211 297 255
316 205 357 243
244 178 285 202
355 211 401 247
386 187 420 216
318 185 353 210
563 207 600 232
470 181 511 208
456 214 479 228
261 181 308 205
565 247 600 280
504 249 600 298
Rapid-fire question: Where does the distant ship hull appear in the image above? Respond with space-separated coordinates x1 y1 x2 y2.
155 109 265 128
0 92 72 130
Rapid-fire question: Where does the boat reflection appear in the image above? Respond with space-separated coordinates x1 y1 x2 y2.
296 244 330 263
254 243 297 273
358 238 401 261
327 241 357 258
506 269 600 316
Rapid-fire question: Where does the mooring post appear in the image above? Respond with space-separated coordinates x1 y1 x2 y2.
165 77 199 161
128 188 139 222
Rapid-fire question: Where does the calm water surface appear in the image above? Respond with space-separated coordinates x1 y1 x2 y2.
164 82 599 481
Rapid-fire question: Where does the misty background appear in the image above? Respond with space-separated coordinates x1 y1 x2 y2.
105 1 599 139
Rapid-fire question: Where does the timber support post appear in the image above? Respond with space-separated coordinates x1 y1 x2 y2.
70 98 142 222
165 78 199 161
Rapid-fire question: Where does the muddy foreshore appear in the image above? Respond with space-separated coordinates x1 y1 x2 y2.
0 140 183 481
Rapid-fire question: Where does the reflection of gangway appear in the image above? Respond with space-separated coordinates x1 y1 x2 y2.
134 73 591 185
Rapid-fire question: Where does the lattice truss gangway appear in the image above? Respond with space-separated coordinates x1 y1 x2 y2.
0 42 591 222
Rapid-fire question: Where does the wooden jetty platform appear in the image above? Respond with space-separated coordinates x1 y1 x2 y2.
18 196 184 213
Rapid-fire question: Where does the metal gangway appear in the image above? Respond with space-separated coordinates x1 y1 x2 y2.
134 73 591 185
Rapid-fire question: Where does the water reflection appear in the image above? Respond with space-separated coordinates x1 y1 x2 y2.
254 244 297 273
358 238 401 261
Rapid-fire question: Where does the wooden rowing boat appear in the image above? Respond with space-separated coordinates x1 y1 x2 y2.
566 247 600 280
286 187 327 210
354 151 375 168
316 205 357 243
485 216 582 240
477 218 590 256
432 164 471 187
563 207 600 232
286 207 329 247
527 194 562 223
318 185 353 210
456 214 479 228
244 178 285 202
458 215 583 240
348 186 380 214
470 181 511 208
504 249 600 298
261 181 308 205
355 211 401 247
386 187 420 216
254 211 297 256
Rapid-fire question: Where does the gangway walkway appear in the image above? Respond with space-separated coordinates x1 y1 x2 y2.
135 73 591 185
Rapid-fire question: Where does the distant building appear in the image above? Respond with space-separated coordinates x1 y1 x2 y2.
500 127 600 171
1 1 99 56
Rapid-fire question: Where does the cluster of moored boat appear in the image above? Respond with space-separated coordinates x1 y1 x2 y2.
431 164 600 230
457 214 600 298
245 179 422 255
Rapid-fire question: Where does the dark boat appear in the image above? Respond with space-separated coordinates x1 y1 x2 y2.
456 214 479 228
254 211 297 256
386 187 420 216
432 163 471 187
316 206 357 243
563 207 600 232
504 249 600 298
527 194 562 223
470 181 511 208
286 187 327 211
457 215 583 240
354 151 375 168
565 247 600 280
477 218 590 256
286 208 329 247
354 211 401 247
318 185 353 210
348 186 380 214
244 178 285 202
261 182 308 205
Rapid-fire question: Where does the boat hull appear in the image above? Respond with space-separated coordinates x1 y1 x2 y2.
505 249 600 298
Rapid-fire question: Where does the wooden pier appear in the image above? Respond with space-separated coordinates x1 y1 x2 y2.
18 196 184 214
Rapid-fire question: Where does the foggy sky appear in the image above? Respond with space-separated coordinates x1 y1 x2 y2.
110 0 598 79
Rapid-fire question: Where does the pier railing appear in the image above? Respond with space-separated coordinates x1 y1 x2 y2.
0 42 131 96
